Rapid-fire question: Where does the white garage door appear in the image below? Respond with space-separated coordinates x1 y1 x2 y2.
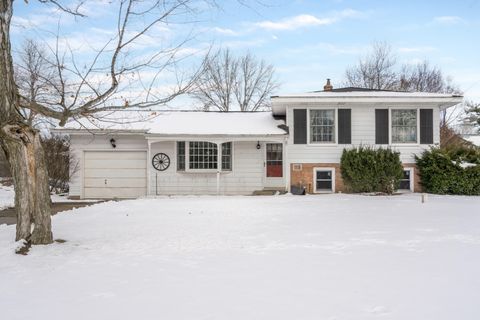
84 151 147 199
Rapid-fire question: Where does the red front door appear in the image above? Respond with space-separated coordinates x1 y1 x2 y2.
266 143 283 177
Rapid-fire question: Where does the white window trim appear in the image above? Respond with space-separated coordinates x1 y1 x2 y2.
264 142 284 179
307 107 338 146
399 167 414 192
389 107 420 146
176 141 234 173
313 167 336 193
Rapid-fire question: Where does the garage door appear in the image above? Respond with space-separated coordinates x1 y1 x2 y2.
84 151 147 199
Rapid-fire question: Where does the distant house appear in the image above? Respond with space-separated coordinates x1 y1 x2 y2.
462 134 480 147
56 80 462 199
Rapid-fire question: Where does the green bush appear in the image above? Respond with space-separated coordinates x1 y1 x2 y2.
415 147 480 195
340 146 404 194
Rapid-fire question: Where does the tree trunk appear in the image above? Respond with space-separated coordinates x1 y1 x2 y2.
0 0 53 245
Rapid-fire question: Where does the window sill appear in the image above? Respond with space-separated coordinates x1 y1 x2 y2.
177 170 232 174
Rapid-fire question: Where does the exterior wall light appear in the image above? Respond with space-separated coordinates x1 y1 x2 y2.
110 138 117 148
256 141 261 150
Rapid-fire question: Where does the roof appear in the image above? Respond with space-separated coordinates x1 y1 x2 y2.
272 90 463 98
56 111 287 136
271 88 464 115
462 134 480 147
313 87 398 93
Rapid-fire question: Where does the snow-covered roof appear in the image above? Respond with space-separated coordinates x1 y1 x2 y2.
271 89 464 115
272 91 462 98
58 111 287 136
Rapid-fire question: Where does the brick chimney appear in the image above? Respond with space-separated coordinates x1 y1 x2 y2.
323 78 333 91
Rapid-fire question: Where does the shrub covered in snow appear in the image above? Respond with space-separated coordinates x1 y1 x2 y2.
415 147 480 195
340 146 403 194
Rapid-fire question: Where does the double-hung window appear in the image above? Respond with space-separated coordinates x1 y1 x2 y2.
310 109 335 143
391 109 417 143
177 141 232 171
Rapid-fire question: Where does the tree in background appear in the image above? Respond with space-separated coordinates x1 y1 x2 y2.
192 48 279 111
344 41 398 90
344 41 466 148
463 101 480 133
0 0 214 250
14 39 56 127
344 41 459 94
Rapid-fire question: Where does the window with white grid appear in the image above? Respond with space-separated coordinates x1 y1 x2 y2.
189 141 218 169
310 109 335 143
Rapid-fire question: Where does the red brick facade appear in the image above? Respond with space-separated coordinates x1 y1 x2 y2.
290 163 421 193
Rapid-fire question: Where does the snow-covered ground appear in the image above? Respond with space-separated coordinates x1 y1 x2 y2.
0 183 14 210
1 194 480 320
0 183 97 209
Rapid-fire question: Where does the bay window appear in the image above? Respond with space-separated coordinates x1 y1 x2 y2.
177 141 232 171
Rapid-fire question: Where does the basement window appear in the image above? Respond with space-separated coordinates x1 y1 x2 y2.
399 168 413 191
314 168 335 193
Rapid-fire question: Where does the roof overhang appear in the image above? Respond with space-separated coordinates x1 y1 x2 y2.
271 96 464 115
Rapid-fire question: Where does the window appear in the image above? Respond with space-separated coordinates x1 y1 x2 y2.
399 169 413 191
177 141 232 171
314 168 335 193
221 142 232 171
189 141 218 169
266 143 283 177
392 109 417 143
310 109 335 143
177 141 185 171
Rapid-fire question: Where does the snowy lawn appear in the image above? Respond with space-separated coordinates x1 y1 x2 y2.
0 183 14 210
1 194 480 320
0 182 98 209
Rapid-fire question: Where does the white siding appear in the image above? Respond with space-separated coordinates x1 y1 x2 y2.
285 103 440 164
149 141 271 195
69 135 148 198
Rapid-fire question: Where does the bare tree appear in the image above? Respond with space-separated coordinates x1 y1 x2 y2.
14 39 57 127
0 0 212 251
399 60 445 93
344 41 398 90
193 48 278 111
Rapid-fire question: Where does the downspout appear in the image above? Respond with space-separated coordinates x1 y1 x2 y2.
216 142 221 195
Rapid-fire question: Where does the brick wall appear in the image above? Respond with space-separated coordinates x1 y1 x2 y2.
290 163 422 193
290 163 345 193
403 163 422 193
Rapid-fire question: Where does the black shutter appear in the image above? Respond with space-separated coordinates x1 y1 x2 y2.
375 109 389 144
420 109 433 144
338 109 351 144
293 109 307 144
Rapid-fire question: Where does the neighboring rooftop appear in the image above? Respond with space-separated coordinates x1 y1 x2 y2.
57 110 287 136
462 134 480 147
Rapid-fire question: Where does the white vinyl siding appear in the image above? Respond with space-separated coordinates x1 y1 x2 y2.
150 141 273 195
285 104 440 164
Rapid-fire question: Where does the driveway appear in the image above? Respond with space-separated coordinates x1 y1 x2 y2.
0 202 99 225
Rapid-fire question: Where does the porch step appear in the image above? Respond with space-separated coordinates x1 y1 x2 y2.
252 188 287 196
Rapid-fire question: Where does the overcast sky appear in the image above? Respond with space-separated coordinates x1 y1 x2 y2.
11 0 480 105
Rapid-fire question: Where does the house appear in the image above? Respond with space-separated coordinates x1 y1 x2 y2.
462 134 480 147
58 81 462 199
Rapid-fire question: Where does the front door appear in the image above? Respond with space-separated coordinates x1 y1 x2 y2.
264 143 284 188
